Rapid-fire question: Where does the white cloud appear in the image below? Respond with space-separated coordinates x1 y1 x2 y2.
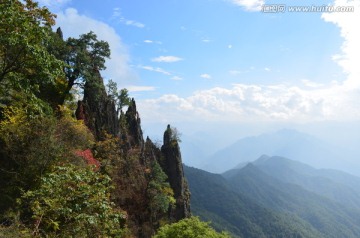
112 8 145 28
138 83 360 123
144 40 162 45
228 44 233 49
322 0 360 89
171 76 183 81
301 79 324 88
140 66 171 75
125 20 145 28
230 0 265 11
264 67 271 71
151 56 183 63
55 8 136 84
200 74 212 79
127 86 156 92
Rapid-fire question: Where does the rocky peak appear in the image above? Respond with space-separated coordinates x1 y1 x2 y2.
75 73 191 230
161 124 191 221
75 70 119 140
142 137 161 166
124 99 144 148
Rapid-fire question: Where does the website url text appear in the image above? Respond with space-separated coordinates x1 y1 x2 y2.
261 4 355 13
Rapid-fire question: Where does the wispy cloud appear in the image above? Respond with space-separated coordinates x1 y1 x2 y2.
200 74 212 79
202 38 212 43
127 86 156 92
229 0 264 11
144 40 162 44
140 65 171 75
113 8 145 28
151 56 183 63
302 79 324 88
124 20 144 28
171 76 183 81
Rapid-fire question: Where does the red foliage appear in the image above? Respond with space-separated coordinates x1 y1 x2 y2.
75 149 100 171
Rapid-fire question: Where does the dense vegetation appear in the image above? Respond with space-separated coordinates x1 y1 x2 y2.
227 163 360 237
153 217 230 238
0 1 221 237
186 156 360 238
185 166 322 238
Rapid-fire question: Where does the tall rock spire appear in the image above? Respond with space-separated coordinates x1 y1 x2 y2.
161 125 191 221
124 98 144 148
75 69 119 140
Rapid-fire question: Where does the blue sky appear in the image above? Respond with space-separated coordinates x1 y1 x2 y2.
38 0 359 131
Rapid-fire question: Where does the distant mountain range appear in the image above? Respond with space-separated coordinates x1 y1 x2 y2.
185 155 360 238
237 155 360 210
200 129 359 175
184 165 322 238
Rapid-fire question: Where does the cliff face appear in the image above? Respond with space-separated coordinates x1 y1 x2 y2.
120 99 144 149
76 79 191 237
75 70 119 140
161 125 191 221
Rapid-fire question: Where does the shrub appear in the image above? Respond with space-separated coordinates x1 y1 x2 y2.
153 217 231 238
20 165 126 237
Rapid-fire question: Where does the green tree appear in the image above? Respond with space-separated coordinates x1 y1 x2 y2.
147 161 175 222
118 88 131 111
153 217 231 238
106 79 131 115
20 165 126 237
61 31 110 104
107 79 119 101
0 0 63 97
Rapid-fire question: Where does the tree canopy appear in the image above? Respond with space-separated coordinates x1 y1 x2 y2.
153 217 230 238
0 0 63 98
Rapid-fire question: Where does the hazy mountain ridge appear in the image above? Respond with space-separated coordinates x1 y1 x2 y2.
227 163 360 237
185 155 360 238
201 129 359 175
251 155 360 209
184 165 322 238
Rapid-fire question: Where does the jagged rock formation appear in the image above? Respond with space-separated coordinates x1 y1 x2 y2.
142 136 161 165
76 78 191 237
119 99 144 150
161 125 191 221
75 70 119 140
